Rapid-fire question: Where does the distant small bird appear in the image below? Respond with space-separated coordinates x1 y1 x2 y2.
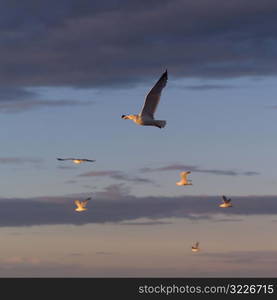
219 195 232 208
192 241 200 252
121 70 168 129
176 171 192 186
57 158 95 164
74 197 91 212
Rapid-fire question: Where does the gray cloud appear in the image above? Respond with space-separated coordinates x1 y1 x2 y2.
0 87 36 101
176 84 235 90
213 218 244 223
0 192 277 227
140 164 260 176
0 0 277 90
0 99 91 113
0 87 92 113
79 170 154 184
0 157 43 165
118 221 173 226
79 170 119 177
92 183 131 200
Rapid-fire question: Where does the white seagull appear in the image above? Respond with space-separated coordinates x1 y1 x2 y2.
121 70 168 128
219 195 232 208
74 197 91 212
176 171 192 186
192 241 200 252
57 158 95 164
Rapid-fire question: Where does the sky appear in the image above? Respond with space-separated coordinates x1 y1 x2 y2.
0 0 277 277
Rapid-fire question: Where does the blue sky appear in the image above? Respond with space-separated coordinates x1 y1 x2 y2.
1 76 277 198
1 0 277 277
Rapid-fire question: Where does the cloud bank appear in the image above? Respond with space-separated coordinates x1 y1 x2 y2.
0 191 276 227
1 0 277 90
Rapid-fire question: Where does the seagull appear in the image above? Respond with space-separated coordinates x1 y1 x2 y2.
192 241 200 252
57 158 95 164
176 171 192 186
74 197 91 212
121 70 168 129
219 195 232 208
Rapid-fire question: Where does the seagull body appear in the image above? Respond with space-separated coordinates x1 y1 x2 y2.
57 158 95 164
219 195 232 208
121 70 168 129
176 171 192 186
74 197 91 212
192 242 200 252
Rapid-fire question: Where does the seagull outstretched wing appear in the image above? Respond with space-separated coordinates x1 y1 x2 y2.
83 197 91 207
180 171 191 180
82 159 95 162
140 70 168 119
57 158 95 162
57 158 75 161
222 195 231 203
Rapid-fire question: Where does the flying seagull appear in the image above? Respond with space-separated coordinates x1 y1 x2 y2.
219 195 232 208
57 158 95 164
74 197 91 212
121 70 168 128
191 241 200 252
176 171 192 186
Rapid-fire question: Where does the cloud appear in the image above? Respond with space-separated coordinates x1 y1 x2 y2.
78 170 154 184
79 170 119 177
0 99 91 113
0 87 36 101
176 84 235 90
213 218 243 223
0 193 277 227
90 183 131 200
0 157 43 165
140 164 260 176
118 221 173 226
1 0 277 90
2 256 41 265
201 250 277 265
0 256 276 277
0 87 92 113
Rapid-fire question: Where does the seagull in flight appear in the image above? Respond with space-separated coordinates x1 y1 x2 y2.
191 241 200 252
57 158 95 164
176 171 192 186
121 70 168 129
74 197 91 212
219 195 232 208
